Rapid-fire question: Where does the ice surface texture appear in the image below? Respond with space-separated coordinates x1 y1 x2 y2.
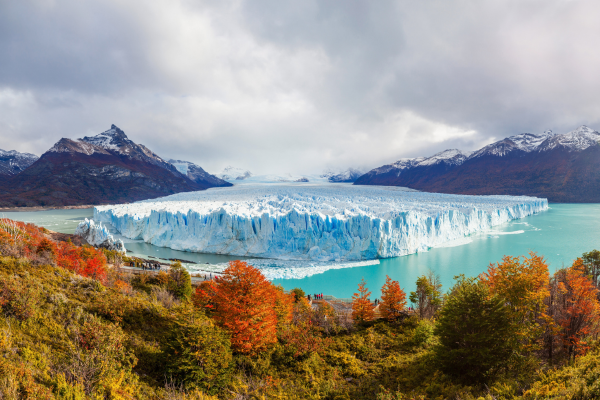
75 218 126 253
94 183 548 262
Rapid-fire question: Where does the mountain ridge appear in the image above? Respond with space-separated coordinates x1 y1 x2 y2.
355 125 600 202
0 125 220 207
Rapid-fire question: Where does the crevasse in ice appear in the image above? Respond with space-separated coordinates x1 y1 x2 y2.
93 183 548 261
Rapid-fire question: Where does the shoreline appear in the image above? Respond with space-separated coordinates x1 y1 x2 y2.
0 205 97 212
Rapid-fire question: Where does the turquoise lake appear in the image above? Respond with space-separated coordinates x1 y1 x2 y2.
5 203 600 298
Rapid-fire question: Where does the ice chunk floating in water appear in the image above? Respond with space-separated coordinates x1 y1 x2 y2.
93 183 548 262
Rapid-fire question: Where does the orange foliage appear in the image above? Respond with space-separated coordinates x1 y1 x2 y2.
352 278 374 322
481 252 550 349
0 218 109 284
481 252 550 315
193 260 282 355
379 275 407 321
555 258 600 357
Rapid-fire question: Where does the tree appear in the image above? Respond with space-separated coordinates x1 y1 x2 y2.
194 260 279 355
168 261 193 301
551 259 600 360
379 275 407 322
582 250 600 288
480 252 550 350
273 285 295 332
290 287 306 303
352 278 374 322
409 272 442 319
166 312 233 394
434 277 519 383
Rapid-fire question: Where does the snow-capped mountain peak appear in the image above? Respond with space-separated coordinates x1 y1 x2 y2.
538 125 600 152
79 124 134 152
321 167 367 182
219 166 253 181
417 149 471 167
0 149 39 176
168 159 232 187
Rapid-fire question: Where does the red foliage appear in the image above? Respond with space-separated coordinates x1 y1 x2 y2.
554 258 600 357
0 218 109 283
193 260 282 355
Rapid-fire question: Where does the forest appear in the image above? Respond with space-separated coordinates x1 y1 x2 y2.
1 217 600 399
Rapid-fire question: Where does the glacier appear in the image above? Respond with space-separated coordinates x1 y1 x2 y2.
93 183 548 262
75 218 126 253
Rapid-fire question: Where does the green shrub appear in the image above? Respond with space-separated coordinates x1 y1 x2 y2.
166 312 233 394
0 275 41 321
412 319 435 347
168 261 193 301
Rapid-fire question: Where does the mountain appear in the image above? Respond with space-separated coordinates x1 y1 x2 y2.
321 168 367 183
0 125 213 207
168 159 231 187
218 166 253 182
0 149 38 176
355 126 600 202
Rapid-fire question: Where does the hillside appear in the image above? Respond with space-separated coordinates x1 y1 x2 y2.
1 218 600 399
355 126 600 202
0 125 217 207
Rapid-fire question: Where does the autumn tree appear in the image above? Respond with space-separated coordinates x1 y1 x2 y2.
379 275 407 322
549 259 600 360
193 260 279 355
352 278 374 322
480 252 550 350
409 272 442 319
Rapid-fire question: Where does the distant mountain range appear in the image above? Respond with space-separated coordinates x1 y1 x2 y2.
4 123 598 206
216 166 367 184
0 125 228 207
0 149 38 177
355 125 600 202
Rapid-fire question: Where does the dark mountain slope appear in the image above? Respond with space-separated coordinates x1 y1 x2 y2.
355 126 600 202
0 126 209 207
168 159 231 188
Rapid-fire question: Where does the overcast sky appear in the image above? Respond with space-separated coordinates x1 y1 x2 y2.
2 0 600 175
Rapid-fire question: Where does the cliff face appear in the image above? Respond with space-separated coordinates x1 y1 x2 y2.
0 125 209 207
355 126 600 202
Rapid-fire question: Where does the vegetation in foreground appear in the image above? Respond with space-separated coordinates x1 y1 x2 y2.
1 217 600 399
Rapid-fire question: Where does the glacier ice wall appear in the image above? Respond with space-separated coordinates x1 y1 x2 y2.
75 218 126 252
93 183 548 261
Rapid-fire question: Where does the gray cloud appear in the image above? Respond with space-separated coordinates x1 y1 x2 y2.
1 0 600 175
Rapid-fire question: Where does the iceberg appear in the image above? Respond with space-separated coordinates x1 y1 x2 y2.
75 218 126 253
93 183 548 262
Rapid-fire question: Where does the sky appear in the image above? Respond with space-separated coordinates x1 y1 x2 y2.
2 0 600 175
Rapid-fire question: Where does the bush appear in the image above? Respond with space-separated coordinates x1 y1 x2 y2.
0 275 41 321
168 261 193 301
412 319 435 347
166 312 233 394
290 287 305 302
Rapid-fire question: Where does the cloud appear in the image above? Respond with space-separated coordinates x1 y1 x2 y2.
1 0 600 174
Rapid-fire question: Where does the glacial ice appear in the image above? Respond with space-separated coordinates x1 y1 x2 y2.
93 183 548 262
75 218 126 252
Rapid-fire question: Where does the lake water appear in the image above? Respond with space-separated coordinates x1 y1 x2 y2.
5 204 600 298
